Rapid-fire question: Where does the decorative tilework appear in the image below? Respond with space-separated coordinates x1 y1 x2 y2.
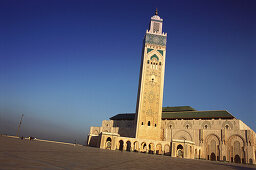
151 19 163 23
157 50 163 56
147 48 153 53
150 54 159 61
145 33 167 46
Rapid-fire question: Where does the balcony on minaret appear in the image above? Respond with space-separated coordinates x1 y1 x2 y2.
146 14 167 36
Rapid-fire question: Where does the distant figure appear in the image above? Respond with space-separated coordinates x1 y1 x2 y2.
20 136 24 140
29 137 34 140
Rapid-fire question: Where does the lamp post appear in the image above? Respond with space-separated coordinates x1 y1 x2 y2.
16 114 24 137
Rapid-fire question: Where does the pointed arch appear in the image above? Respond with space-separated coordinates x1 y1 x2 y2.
150 54 159 61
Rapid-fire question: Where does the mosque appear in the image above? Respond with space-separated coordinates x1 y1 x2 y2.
87 10 256 165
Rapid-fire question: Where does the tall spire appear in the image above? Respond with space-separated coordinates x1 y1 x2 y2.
147 8 166 35
155 8 158 15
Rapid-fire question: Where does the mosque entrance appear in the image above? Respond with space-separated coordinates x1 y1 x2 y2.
177 144 184 158
119 140 124 151
210 153 216 161
126 141 131 151
141 143 147 153
234 155 241 163
106 137 112 150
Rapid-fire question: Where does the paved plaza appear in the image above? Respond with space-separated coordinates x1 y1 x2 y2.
0 136 255 170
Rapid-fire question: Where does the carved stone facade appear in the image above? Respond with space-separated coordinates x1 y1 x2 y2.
87 11 256 165
88 116 256 164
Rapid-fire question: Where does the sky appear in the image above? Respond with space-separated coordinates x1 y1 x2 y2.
0 0 255 144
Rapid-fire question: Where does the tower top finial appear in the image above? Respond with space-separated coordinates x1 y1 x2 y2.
155 8 158 15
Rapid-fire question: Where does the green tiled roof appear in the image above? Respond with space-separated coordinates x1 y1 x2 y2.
110 106 234 120
162 106 196 112
162 110 234 119
110 113 135 120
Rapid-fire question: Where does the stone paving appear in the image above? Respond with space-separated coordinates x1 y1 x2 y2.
0 136 255 170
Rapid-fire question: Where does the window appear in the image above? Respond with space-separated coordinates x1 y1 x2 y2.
141 122 144 125
155 124 157 127
147 60 149 64
148 121 150 126
153 22 160 33
186 124 189 129
204 125 208 129
159 62 161 65
225 125 229 130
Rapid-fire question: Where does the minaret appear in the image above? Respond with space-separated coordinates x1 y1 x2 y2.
135 10 167 141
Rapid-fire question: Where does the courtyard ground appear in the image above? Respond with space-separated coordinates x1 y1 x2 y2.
0 135 255 170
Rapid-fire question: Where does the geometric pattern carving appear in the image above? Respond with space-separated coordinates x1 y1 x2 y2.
145 33 167 46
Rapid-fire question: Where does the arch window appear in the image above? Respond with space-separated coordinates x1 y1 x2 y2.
225 125 229 130
106 137 112 149
204 125 208 129
153 22 160 33
141 122 144 125
155 124 157 127
148 121 151 126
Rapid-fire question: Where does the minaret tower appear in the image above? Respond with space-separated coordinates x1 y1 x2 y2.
135 9 167 141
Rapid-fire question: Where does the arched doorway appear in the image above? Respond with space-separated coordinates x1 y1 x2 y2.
106 137 111 150
177 144 184 158
164 145 170 155
234 155 241 163
156 144 162 155
141 142 147 153
133 141 139 152
126 141 131 151
148 143 154 154
210 152 216 161
209 140 217 161
119 140 124 151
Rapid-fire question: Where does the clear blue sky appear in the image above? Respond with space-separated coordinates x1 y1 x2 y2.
0 0 255 144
